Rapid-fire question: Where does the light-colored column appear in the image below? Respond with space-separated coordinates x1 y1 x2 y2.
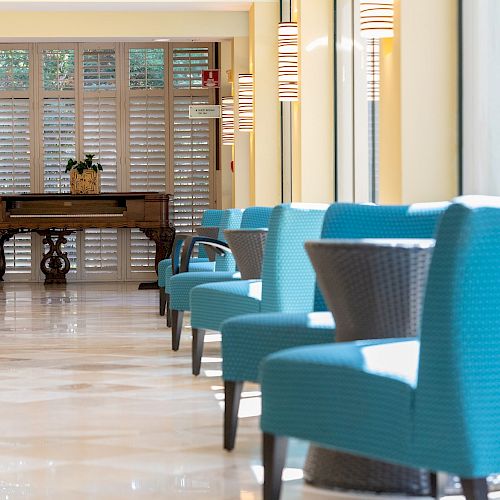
379 0 402 204
399 0 458 203
293 0 335 203
218 40 234 209
232 36 251 208
463 0 500 195
378 0 458 204
249 3 282 206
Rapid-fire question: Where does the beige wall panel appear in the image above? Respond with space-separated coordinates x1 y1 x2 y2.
219 40 234 209
400 0 458 203
0 11 248 39
296 0 334 203
249 3 281 206
379 1 402 204
232 36 251 208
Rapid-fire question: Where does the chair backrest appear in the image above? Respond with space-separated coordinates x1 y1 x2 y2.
414 197 500 477
199 209 224 259
240 206 273 229
201 209 223 227
312 202 450 311
261 203 328 313
214 209 244 272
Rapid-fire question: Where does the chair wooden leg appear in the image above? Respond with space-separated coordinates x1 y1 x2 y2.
461 477 488 500
166 294 171 327
159 288 166 316
263 433 288 500
192 328 205 376
224 380 243 451
171 310 184 351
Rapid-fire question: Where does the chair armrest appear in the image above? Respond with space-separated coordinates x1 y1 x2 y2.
179 237 232 273
171 233 194 276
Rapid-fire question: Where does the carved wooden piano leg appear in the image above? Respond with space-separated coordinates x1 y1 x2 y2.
37 230 72 285
139 226 176 290
0 230 18 281
142 226 176 272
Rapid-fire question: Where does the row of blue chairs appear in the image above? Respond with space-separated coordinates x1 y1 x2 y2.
156 197 500 500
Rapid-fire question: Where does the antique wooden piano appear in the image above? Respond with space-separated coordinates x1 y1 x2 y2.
0 193 175 284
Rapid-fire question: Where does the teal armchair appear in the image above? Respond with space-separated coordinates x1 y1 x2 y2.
189 203 329 377
220 202 449 450
260 197 500 500
157 209 223 317
169 206 272 351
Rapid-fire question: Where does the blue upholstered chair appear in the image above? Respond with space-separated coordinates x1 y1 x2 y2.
189 203 329 377
220 202 449 450
169 206 273 351
157 209 223 317
259 197 500 500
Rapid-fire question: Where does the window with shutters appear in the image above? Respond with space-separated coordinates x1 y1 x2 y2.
171 45 213 234
0 47 32 276
0 42 216 282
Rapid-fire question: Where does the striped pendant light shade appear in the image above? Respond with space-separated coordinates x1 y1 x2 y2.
238 74 254 132
221 97 235 145
360 0 394 39
278 22 299 101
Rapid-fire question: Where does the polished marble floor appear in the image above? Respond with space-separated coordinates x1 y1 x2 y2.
0 282 481 499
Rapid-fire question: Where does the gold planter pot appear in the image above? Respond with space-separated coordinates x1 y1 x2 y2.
70 169 101 194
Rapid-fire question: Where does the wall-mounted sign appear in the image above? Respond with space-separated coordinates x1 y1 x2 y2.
189 105 221 119
202 69 220 88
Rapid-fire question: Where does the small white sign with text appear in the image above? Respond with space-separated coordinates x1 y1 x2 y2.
188 105 221 119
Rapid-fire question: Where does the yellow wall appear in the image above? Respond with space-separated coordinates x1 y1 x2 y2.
232 36 252 208
0 11 248 39
294 0 335 203
379 0 458 204
249 3 282 206
400 0 458 203
379 0 402 204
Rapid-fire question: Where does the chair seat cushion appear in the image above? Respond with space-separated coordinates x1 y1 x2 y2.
170 271 241 312
260 339 419 467
158 257 212 288
190 280 263 331
222 312 336 382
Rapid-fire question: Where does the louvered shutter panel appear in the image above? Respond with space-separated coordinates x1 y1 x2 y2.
82 47 119 277
171 46 212 234
173 47 209 89
0 97 32 276
128 47 167 273
173 96 211 233
129 96 166 192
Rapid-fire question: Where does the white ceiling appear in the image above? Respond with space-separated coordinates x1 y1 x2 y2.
0 0 276 11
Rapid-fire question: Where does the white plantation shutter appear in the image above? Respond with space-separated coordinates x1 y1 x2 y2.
0 97 32 276
82 93 119 276
83 97 117 191
0 98 30 192
127 46 167 274
129 96 166 192
172 47 209 89
43 98 76 193
171 46 213 234
173 96 211 232
42 96 78 272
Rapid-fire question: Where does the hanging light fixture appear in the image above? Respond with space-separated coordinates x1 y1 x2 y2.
360 0 394 39
238 74 254 132
278 22 299 102
221 97 234 145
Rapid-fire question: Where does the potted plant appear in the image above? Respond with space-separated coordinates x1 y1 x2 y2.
65 154 103 194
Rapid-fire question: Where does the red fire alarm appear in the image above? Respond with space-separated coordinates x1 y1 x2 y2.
202 69 220 88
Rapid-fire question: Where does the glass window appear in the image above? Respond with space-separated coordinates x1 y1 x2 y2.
0 50 30 91
42 49 75 91
129 48 164 89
